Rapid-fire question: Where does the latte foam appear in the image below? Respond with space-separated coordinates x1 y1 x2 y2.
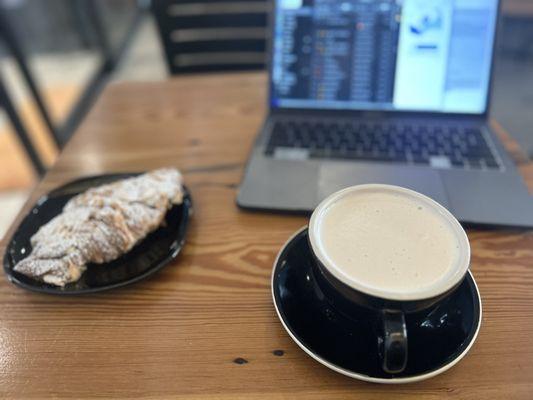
310 186 469 300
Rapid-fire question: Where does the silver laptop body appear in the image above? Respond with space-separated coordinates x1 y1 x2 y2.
238 0 533 227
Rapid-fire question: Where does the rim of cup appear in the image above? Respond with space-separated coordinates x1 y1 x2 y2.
308 184 471 301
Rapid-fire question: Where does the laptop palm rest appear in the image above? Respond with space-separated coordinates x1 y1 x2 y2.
318 163 450 207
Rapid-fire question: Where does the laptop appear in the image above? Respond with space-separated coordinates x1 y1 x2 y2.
238 0 533 227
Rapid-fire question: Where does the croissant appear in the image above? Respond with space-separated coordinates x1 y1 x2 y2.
13 168 184 287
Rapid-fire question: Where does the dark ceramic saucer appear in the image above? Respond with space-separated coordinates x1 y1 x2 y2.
272 227 482 383
3 173 192 295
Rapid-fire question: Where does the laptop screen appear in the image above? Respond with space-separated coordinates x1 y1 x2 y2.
270 0 499 114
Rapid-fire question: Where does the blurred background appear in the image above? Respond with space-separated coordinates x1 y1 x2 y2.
0 0 532 239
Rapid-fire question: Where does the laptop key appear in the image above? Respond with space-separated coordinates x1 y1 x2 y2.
412 154 429 164
467 158 482 168
310 149 326 158
274 147 309 160
429 156 452 169
451 159 464 167
484 159 499 169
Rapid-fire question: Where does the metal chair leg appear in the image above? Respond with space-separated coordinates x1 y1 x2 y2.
0 74 46 177
0 8 62 149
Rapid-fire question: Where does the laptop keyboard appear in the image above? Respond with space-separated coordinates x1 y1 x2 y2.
265 120 500 170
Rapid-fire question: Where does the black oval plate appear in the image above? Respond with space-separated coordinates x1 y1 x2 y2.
3 173 192 295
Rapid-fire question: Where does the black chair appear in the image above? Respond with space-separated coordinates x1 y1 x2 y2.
152 0 269 74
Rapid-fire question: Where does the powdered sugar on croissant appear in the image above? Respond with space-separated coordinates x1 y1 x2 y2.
14 168 184 287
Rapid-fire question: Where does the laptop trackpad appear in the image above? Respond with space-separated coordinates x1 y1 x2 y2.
318 163 450 207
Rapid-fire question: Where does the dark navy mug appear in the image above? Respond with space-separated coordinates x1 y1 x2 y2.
308 185 471 374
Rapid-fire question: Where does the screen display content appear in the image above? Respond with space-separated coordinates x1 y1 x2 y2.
271 0 498 114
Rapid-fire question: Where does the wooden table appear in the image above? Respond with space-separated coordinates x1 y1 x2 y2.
1 73 532 399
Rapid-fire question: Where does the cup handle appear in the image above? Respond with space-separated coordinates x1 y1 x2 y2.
379 309 408 374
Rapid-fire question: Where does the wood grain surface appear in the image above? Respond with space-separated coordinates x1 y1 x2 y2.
0 73 532 399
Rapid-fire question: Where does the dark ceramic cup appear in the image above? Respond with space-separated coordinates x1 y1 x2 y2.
308 185 471 374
